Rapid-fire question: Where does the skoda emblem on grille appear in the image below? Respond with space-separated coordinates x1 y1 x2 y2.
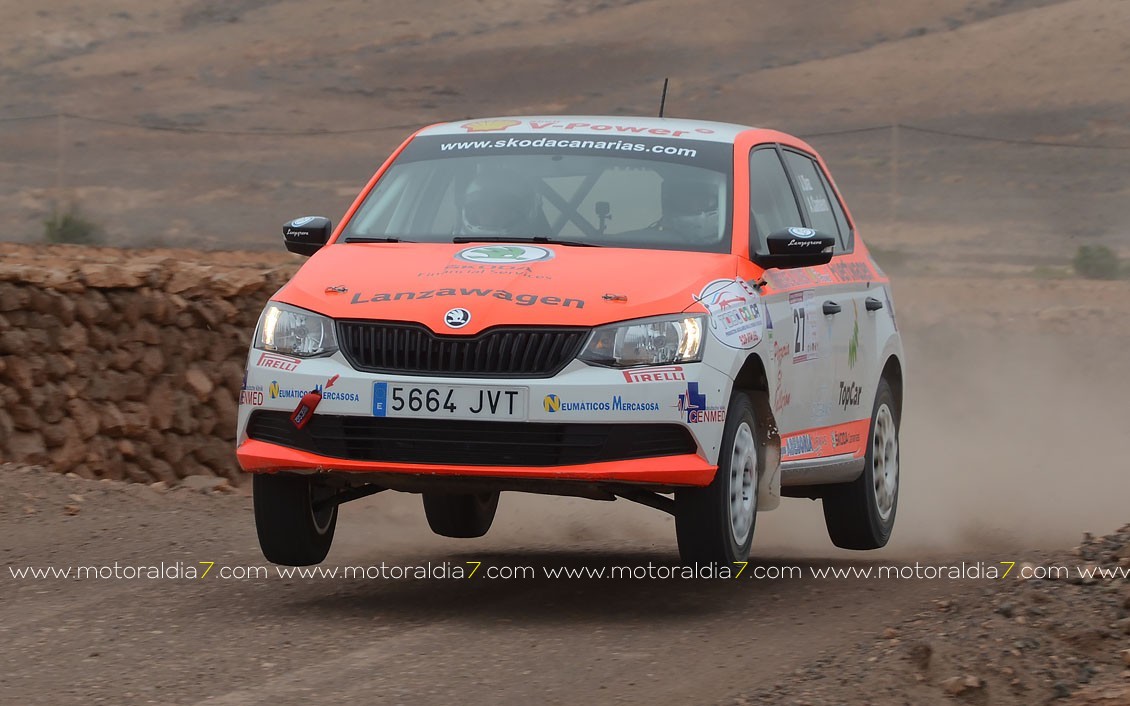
444 308 471 329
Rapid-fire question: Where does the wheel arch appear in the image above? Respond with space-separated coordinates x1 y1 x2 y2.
731 352 781 511
880 354 903 418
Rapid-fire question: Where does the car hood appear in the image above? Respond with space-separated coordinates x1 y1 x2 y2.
275 242 740 334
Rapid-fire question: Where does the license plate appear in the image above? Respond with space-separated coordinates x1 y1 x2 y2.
372 382 527 420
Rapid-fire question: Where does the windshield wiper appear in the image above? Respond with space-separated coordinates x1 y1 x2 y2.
451 236 600 247
344 236 414 243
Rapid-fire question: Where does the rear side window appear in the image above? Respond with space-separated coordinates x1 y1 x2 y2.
748 148 802 250
782 150 853 252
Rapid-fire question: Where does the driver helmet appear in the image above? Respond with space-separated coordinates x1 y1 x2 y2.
661 175 722 242
460 169 542 236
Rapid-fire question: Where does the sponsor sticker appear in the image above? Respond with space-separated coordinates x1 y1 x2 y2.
239 389 264 406
789 290 820 363
542 394 660 414
349 287 582 309
676 382 726 424
838 381 862 409
622 365 686 383
256 352 301 372
455 245 554 264
269 380 361 403
695 278 765 349
461 119 522 133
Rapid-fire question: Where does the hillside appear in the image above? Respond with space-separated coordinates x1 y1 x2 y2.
1 0 1126 260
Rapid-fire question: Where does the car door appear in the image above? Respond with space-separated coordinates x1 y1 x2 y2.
780 149 878 452
746 146 835 451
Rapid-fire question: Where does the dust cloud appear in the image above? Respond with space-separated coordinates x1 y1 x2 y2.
337 295 1128 562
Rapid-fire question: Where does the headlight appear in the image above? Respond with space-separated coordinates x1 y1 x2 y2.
253 302 338 358
578 315 704 368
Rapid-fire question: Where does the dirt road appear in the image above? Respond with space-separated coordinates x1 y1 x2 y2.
3 467 964 705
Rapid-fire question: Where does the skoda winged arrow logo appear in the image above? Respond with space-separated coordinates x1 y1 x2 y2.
444 308 471 329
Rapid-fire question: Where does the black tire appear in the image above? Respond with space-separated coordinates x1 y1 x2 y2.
675 392 760 564
253 473 338 566
422 491 500 538
822 377 900 549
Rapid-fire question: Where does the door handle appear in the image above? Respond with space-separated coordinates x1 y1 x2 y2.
865 297 884 311
822 301 842 315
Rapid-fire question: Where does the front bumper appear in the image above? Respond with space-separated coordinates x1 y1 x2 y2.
235 351 731 487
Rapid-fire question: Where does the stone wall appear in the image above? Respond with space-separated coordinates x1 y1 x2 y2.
0 244 298 483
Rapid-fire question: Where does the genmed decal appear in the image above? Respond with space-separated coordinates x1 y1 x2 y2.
676 382 725 424
239 385 265 406
256 352 301 372
349 288 584 309
695 278 765 350
622 365 686 383
782 433 813 459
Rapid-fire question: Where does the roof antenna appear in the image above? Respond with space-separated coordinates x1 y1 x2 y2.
658 78 669 118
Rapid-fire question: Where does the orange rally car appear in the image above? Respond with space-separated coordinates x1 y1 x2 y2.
237 116 904 566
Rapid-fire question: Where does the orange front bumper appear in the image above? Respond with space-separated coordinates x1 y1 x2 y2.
236 439 717 487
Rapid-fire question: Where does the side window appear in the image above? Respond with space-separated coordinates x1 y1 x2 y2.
818 167 853 251
783 151 852 252
748 148 802 252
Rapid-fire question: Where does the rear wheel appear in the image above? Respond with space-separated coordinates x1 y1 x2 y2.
822 377 900 549
422 491 500 538
253 473 337 566
675 392 759 564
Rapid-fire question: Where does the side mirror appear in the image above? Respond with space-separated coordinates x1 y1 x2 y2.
752 227 835 269
282 216 332 256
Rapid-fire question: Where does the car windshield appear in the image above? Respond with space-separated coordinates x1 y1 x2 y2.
341 133 734 253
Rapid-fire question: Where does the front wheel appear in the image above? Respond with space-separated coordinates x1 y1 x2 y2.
675 392 759 564
253 473 338 566
822 377 900 549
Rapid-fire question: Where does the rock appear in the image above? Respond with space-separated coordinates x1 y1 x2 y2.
996 602 1015 618
1121 649 1130 667
185 366 214 401
63 504 81 516
882 627 899 639
906 642 932 671
150 481 169 493
941 677 967 695
66 398 100 439
9 431 49 464
1114 618 1130 635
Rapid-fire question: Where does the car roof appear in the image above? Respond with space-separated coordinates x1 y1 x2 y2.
417 115 757 144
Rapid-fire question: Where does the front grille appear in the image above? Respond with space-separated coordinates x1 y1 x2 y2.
247 411 697 466
337 321 589 378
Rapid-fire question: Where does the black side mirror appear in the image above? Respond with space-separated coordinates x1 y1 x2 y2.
752 227 835 269
282 216 332 256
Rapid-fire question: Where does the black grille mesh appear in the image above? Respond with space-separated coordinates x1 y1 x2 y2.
337 321 588 377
